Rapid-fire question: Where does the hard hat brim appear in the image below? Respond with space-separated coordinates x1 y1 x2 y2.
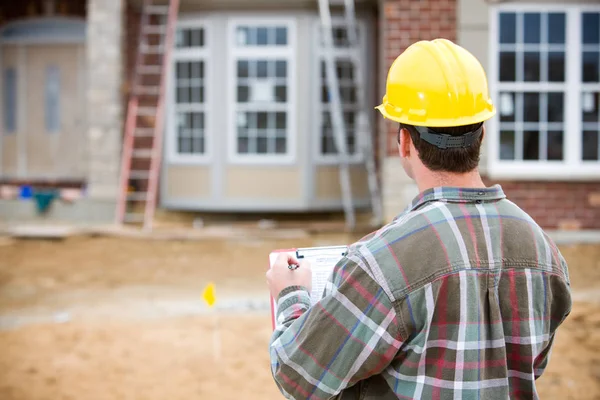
376 103 496 127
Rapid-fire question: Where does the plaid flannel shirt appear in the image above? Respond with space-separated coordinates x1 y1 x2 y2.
269 185 572 400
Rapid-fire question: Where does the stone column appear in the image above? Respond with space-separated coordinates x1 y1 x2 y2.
86 0 124 207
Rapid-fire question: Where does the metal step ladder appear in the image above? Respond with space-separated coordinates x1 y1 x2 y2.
317 0 383 229
116 0 180 230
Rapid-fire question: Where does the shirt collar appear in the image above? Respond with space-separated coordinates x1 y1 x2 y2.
405 184 506 212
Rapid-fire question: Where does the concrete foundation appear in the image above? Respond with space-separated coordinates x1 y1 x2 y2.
0 199 116 225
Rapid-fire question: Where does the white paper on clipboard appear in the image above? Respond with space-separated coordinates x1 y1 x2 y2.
268 245 348 328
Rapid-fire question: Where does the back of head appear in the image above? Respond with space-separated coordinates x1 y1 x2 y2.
402 122 484 173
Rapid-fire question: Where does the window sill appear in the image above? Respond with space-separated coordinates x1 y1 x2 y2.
314 155 364 165
166 155 212 165
227 154 296 165
487 162 600 181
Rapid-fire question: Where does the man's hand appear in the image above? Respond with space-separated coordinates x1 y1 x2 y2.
267 253 312 300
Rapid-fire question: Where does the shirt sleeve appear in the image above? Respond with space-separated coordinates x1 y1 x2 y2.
533 333 555 380
269 255 404 399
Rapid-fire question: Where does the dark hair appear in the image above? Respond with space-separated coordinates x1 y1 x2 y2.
399 122 484 173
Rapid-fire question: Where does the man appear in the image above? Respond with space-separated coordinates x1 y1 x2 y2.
266 39 572 399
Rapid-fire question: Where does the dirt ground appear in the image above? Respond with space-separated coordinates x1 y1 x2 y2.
0 234 599 400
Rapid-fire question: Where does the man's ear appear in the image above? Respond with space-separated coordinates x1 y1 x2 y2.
399 128 411 158
481 125 486 142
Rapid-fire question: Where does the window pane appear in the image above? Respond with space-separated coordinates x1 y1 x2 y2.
523 131 540 160
257 137 268 153
524 93 540 122
499 52 516 81
3 68 16 133
236 27 249 46
275 137 286 154
524 52 540 82
333 27 350 47
321 134 333 154
500 130 515 160
499 92 515 122
191 86 201 103
321 86 329 103
238 137 249 154
582 131 599 161
195 138 205 154
178 137 191 154
548 13 566 44
237 85 249 102
582 92 599 122
547 92 564 122
191 62 202 78
177 28 204 48
547 131 563 160
275 27 287 45
274 85 287 102
237 60 249 78
275 61 287 78
177 62 189 79
523 13 541 44
45 65 60 133
257 112 268 129
176 87 187 103
583 13 600 44
582 52 599 82
499 13 516 44
276 112 286 129
197 113 205 129
257 27 268 45
336 60 354 80
257 60 268 78
340 87 356 103
347 134 356 154
548 52 565 82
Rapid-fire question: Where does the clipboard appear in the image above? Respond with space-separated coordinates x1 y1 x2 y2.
268 245 348 329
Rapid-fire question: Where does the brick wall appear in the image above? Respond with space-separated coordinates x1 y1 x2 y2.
484 179 600 231
381 0 457 156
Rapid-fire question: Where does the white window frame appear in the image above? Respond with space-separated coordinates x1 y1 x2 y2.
488 3 600 180
167 19 212 164
312 18 367 165
227 17 297 165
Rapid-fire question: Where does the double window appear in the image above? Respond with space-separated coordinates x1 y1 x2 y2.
169 17 372 165
229 20 295 163
489 5 600 178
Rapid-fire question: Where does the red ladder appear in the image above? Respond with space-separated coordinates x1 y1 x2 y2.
116 0 180 230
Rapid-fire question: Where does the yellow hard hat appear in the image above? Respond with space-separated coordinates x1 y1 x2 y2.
376 39 496 127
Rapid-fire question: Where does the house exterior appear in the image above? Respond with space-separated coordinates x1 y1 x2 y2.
0 0 598 231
